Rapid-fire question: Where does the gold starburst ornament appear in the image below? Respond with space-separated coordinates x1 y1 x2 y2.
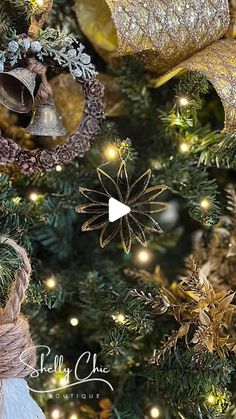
76 162 167 253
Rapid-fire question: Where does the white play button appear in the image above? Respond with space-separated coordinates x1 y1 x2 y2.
109 198 131 222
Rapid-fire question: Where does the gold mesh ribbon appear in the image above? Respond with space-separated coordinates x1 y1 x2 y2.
76 0 236 131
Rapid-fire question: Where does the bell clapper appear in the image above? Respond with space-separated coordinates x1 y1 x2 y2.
20 85 25 106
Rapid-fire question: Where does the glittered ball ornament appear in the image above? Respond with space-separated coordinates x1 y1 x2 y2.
7 41 19 53
30 41 42 53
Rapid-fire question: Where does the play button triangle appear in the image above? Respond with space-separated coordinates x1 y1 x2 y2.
109 197 131 222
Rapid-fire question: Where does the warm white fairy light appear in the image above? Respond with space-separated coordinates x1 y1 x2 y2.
45 276 57 289
36 0 44 6
200 198 210 210
136 249 152 264
69 415 78 419
104 145 119 160
179 142 189 153
59 376 68 386
150 406 160 418
112 313 126 324
179 96 189 106
51 409 61 419
29 192 39 202
12 197 21 205
70 317 79 327
55 165 63 172
207 394 216 404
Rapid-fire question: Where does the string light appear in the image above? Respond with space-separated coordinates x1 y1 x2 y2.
29 192 39 202
150 406 160 418
45 276 57 289
69 415 78 419
104 145 119 160
36 0 44 6
206 394 216 404
12 197 21 205
51 409 61 419
55 165 63 172
69 317 79 327
112 313 126 324
200 198 210 210
178 96 189 106
136 249 152 264
59 375 69 386
179 142 189 153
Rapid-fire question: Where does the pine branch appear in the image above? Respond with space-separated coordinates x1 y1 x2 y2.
192 131 236 169
153 157 221 226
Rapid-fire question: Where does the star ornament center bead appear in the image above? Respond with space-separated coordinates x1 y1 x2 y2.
75 162 168 253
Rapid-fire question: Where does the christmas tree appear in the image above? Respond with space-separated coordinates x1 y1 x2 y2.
0 1 236 418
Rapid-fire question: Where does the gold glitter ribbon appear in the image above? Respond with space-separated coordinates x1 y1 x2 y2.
76 0 236 131
154 40 236 133
225 0 236 38
78 0 229 73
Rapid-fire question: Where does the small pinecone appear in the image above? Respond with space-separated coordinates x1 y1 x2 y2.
38 150 58 171
16 151 38 174
71 135 91 157
81 115 100 137
0 138 19 163
55 144 76 164
86 98 105 119
84 79 104 99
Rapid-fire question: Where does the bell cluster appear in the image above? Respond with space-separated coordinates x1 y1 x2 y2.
0 67 66 137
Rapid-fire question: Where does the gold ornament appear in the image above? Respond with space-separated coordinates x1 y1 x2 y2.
51 73 125 132
0 105 34 149
51 74 85 134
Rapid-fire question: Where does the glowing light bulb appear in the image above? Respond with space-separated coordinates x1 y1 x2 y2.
207 394 216 404
70 317 79 327
51 409 61 419
179 96 189 106
45 277 57 289
12 197 21 205
104 145 118 160
200 199 210 210
112 313 126 324
36 0 44 6
150 406 160 418
59 376 68 386
179 142 189 153
29 192 39 202
137 249 152 264
69 414 78 419
55 165 62 172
